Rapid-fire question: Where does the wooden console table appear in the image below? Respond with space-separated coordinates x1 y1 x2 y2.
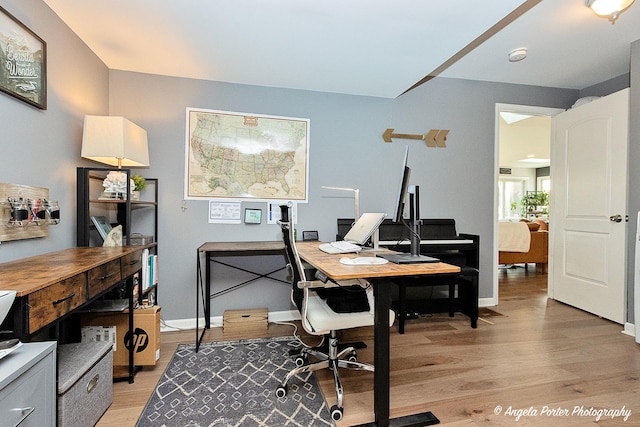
0 246 144 383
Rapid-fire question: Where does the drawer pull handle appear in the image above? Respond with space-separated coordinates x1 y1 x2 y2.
87 373 99 393
52 292 75 305
99 271 117 281
128 260 139 266
14 406 35 426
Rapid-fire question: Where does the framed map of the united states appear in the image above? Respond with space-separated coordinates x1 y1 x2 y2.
185 108 309 202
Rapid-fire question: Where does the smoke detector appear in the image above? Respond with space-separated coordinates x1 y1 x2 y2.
508 48 528 62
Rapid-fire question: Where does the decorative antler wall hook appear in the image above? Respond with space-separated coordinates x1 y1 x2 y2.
382 128 448 147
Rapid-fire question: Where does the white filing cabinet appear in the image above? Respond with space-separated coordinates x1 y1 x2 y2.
0 342 56 427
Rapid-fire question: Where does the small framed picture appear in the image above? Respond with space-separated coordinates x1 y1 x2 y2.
91 216 113 240
244 208 262 224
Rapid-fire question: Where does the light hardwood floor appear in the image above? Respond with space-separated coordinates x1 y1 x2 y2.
98 267 640 426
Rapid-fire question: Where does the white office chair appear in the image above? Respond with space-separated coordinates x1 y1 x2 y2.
275 204 394 421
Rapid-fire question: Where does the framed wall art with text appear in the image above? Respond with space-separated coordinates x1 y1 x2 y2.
0 6 47 109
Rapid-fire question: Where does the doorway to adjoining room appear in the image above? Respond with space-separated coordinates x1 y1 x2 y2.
494 104 563 302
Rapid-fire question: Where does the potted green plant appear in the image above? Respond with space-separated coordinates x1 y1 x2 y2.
131 175 146 200
520 191 549 217
132 175 147 191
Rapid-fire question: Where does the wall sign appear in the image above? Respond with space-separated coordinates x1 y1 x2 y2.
0 6 47 109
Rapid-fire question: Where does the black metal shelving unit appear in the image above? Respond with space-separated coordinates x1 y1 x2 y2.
76 167 160 381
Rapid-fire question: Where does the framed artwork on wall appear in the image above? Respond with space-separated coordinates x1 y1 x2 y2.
184 108 309 202
0 6 47 109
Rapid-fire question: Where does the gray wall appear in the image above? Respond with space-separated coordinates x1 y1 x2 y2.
108 71 576 320
3 0 637 326
0 0 109 260
580 73 630 98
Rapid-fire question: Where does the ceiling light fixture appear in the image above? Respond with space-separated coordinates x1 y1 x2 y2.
508 48 528 62
585 0 635 23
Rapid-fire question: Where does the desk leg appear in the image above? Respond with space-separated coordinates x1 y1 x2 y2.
355 279 439 427
196 249 211 353
205 251 211 330
127 278 135 383
374 279 391 427
349 280 392 427
196 249 202 352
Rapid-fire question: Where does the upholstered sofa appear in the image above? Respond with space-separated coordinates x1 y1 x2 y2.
499 219 549 272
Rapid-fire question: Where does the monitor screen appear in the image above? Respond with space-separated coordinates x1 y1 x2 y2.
391 146 411 223
344 212 387 245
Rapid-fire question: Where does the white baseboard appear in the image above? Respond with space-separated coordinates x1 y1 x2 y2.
622 322 635 337
160 301 500 333
160 310 301 333
478 297 495 307
164 305 635 339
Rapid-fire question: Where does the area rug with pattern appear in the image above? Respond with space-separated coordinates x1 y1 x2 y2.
136 336 334 427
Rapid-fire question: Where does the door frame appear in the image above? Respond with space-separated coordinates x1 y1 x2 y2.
493 103 565 305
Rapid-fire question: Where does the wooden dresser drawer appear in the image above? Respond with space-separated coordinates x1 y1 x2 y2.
121 249 143 278
28 274 87 333
88 259 122 298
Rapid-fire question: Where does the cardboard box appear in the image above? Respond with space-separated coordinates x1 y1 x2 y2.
81 305 161 366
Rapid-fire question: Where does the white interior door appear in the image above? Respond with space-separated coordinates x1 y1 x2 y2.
550 89 629 324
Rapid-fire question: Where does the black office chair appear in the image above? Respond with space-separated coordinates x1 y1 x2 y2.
274 204 393 421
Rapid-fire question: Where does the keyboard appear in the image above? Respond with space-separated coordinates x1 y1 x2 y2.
319 241 362 254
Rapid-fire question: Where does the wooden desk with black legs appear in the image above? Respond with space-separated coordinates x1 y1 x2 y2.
196 241 287 352
295 241 461 427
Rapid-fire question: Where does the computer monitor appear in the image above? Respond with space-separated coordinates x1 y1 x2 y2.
343 212 386 246
378 147 439 264
391 146 410 223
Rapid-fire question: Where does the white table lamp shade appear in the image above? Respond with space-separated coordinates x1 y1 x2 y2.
81 115 149 167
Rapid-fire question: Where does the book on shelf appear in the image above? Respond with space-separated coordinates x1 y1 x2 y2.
141 248 149 291
140 249 158 291
149 254 158 286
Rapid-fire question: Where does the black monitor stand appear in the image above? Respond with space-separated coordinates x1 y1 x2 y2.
378 186 440 264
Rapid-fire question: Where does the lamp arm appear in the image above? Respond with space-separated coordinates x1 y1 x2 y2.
321 186 360 219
